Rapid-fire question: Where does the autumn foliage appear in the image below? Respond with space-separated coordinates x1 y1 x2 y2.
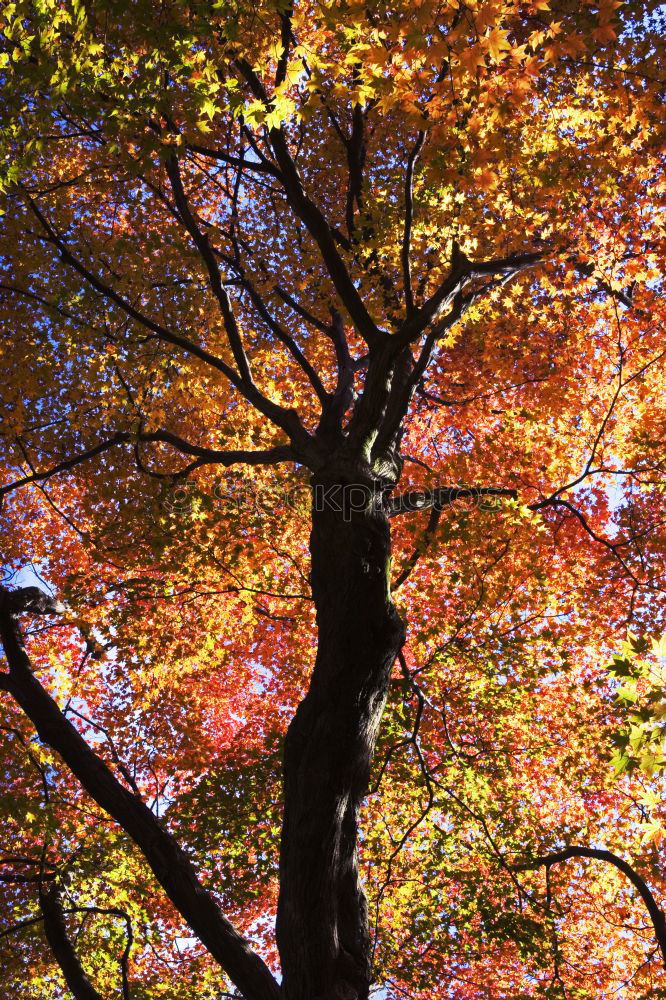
0 0 665 997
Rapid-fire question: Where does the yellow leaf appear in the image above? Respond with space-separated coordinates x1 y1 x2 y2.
458 44 486 74
641 821 664 846
485 28 511 63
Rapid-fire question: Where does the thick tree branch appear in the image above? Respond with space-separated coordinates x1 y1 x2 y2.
345 101 366 239
372 260 544 459
1 435 127 503
573 259 640 311
274 7 293 88
0 913 45 941
0 587 65 615
0 281 93 328
142 166 327 407
164 154 312 445
273 284 331 334
0 590 282 1000
39 885 104 1000
387 486 517 517
246 285 328 401
164 154 254 383
25 195 239 381
184 140 281 178
226 244 329 405
316 308 356 440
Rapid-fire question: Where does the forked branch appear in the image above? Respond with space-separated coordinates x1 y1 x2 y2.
235 58 384 347
25 192 311 451
0 432 295 504
397 244 547 346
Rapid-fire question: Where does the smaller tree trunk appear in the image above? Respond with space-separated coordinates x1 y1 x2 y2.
277 471 405 1000
0 604 281 1000
39 885 104 1000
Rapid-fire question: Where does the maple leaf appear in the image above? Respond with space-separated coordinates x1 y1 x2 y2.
458 44 486 74
475 168 499 190
484 27 512 63
593 24 618 43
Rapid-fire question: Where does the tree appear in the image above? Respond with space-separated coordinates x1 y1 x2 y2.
0 0 665 996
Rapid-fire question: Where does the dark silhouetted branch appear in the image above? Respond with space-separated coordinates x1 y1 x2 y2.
39 885 104 1000
0 594 282 1000
514 846 666 969
0 433 295 503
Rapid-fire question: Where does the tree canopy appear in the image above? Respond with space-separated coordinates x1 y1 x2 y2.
0 0 665 997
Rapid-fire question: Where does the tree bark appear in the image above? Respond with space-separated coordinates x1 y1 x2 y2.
0 603 281 1000
276 471 405 1000
39 885 104 1000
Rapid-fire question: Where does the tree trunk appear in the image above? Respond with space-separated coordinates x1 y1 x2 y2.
39 885 104 1000
277 470 405 1000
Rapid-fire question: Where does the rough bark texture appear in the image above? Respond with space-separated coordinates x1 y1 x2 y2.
277 472 405 1000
